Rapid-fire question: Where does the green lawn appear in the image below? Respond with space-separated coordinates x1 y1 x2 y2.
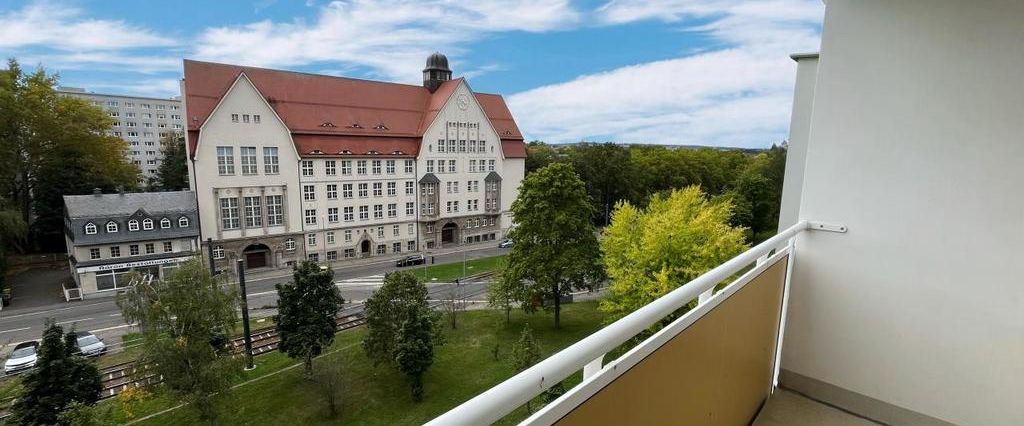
102 302 604 425
415 255 506 283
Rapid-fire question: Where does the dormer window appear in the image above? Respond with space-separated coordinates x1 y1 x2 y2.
311 149 324 155
84 223 97 235
178 217 190 228
143 218 154 230
106 221 118 233
320 121 336 128
128 219 140 231
160 218 171 229
340 150 352 155
368 150 379 155
374 123 388 130
349 122 362 129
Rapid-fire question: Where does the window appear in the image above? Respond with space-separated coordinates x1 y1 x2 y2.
437 160 445 173
405 181 414 195
408 240 416 251
266 195 283 226
220 198 240 229
469 140 477 153
453 201 460 212
327 184 338 200
454 182 459 193
341 160 352 175
357 160 367 175
459 140 466 152
239 147 258 175
344 249 355 258
358 183 368 198
307 253 318 262
253 115 261 124
386 160 396 174
89 248 100 260
393 242 402 253
427 160 434 173
213 246 225 259
85 223 97 235
128 220 140 231
285 238 296 250
449 160 456 173
243 114 250 123
343 206 354 222
160 218 171 229
326 231 335 244
448 139 456 153
178 216 190 228
359 206 369 221
372 160 382 174
263 147 280 174
303 185 316 201
325 160 337 176
489 160 496 171
106 221 119 233
446 201 452 213
408 223 415 235
110 246 121 257
388 203 397 218
217 147 235 175
130 245 140 256
373 182 382 197
145 243 155 254
427 224 435 233
469 160 477 173
393 225 400 236
438 139 446 153
307 233 317 246
377 227 384 238
387 182 396 196
305 209 317 225
163 242 173 252
447 182 452 194
328 208 339 223
342 184 353 199
244 197 262 227
406 202 414 216
376 244 386 255
326 251 337 261
373 205 383 219
302 160 314 176
345 230 353 242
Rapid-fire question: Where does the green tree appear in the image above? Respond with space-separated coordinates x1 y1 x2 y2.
12 320 102 425
505 163 603 329
509 324 541 413
487 266 524 325
564 142 637 225
152 132 189 191
524 140 559 175
362 272 442 400
600 187 749 322
116 258 241 424
275 261 344 377
0 204 27 294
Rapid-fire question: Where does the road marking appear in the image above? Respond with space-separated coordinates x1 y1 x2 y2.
90 323 137 333
247 290 277 297
0 300 116 320
0 327 31 334
108 313 122 317
56 317 94 325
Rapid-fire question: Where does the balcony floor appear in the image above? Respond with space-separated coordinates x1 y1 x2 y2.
753 389 881 426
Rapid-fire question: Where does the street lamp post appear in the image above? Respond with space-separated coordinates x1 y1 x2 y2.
236 259 255 370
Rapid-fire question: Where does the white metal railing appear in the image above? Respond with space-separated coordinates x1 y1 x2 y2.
427 220 845 426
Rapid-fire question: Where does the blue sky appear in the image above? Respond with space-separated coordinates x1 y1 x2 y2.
0 0 824 148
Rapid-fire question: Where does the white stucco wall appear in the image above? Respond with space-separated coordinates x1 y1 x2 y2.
782 1 1024 425
777 55 817 231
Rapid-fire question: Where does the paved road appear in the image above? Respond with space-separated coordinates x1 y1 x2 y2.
0 245 508 356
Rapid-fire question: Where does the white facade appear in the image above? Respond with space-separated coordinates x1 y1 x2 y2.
781 1 1024 425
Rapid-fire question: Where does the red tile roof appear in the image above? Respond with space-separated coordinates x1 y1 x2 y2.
183 60 525 159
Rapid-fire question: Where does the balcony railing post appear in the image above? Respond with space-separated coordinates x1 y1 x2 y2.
772 236 797 389
582 354 605 380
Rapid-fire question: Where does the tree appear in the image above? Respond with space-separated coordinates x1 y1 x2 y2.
275 261 344 377
509 324 541 413
487 266 524 325
524 141 559 175
312 358 345 418
564 142 637 225
152 132 189 191
442 281 467 330
12 320 102 425
600 187 749 322
505 163 604 329
362 271 442 400
116 258 241 424
0 204 27 295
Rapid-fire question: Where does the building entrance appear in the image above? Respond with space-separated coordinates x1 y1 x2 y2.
242 244 270 269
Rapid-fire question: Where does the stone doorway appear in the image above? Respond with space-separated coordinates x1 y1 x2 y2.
441 222 458 245
242 243 271 269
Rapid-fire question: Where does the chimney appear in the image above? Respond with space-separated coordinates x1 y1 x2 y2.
423 52 452 93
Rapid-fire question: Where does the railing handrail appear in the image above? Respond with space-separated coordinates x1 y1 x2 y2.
426 220 811 426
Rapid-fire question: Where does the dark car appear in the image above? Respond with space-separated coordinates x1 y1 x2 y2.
395 254 426 267
498 239 514 248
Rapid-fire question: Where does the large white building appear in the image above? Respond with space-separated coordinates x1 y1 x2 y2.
182 54 526 271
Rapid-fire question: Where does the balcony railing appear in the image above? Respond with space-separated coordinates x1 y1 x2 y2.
427 220 844 425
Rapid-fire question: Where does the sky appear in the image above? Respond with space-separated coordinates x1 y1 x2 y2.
0 0 824 148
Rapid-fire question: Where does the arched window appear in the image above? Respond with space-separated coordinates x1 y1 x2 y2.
178 216 190 228
212 246 225 259
106 221 118 233
160 218 171 229
84 223 97 235
142 218 153 230
128 219 140 231
284 238 296 251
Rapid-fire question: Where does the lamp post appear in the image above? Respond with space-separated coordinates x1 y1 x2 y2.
236 259 255 370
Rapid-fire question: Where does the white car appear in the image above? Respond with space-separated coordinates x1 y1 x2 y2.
5 341 39 374
75 332 107 357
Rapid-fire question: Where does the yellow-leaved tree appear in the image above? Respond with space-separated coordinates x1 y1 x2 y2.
599 186 749 322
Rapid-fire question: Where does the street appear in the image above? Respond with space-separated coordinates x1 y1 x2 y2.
0 245 508 356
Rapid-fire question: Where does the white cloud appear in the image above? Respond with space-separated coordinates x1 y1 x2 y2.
508 0 823 147
75 78 183 98
193 0 580 83
0 2 174 50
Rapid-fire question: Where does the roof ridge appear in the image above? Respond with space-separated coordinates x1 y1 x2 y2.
184 59 429 90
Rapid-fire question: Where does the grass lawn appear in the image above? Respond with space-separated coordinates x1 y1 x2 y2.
103 301 604 425
415 255 506 283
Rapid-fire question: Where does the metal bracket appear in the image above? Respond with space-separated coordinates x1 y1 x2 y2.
807 221 847 233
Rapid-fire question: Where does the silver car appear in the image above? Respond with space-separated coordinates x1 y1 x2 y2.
4 341 39 374
75 332 107 357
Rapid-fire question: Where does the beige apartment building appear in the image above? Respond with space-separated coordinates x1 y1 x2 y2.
182 53 526 271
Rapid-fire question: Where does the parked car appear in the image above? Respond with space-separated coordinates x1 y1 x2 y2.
4 341 39 374
75 331 107 357
395 254 426 267
498 239 514 248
